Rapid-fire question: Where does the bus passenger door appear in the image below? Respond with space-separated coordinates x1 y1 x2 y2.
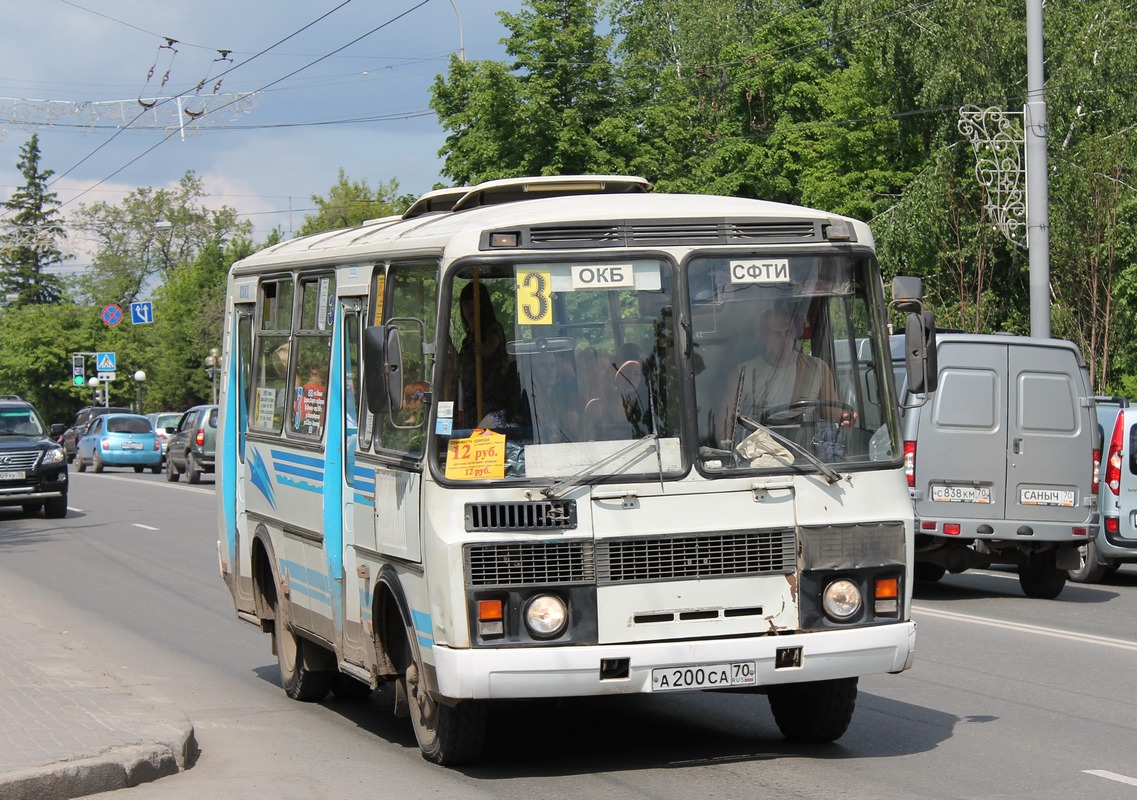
222 302 256 611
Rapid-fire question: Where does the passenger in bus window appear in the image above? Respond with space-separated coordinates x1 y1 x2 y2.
722 306 851 446
294 363 327 435
455 281 507 426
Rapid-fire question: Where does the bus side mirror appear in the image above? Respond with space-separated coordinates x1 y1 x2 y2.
363 325 404 415
904 310 938 394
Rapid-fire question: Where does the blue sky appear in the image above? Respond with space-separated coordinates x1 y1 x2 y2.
1 0 525 266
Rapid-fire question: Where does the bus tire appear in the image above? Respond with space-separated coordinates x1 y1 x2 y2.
403 659 487 765
768 677 857 743
1019 551 1067 599
1067 541 1107 584
274 601 334 702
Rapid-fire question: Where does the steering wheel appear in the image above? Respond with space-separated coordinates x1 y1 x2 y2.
760 399 856 426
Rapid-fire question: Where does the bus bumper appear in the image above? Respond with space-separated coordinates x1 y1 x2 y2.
430 621 916 700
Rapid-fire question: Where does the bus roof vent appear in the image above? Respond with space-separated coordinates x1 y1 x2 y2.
452 175 651 213
465 500 578 532
497 218 830 250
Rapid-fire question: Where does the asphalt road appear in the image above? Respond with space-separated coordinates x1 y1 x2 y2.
2 468 1136 800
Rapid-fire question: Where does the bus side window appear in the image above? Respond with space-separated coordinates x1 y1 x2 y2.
250 277 294 432
289 275 335 438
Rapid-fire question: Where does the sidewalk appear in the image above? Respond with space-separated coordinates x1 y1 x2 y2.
0 605 195 800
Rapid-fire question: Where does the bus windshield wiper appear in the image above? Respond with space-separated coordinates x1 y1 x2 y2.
542 433 658 500
736 414 842 484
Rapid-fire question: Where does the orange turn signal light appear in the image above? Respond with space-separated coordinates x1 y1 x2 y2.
874 577 899 600
477 600 504 621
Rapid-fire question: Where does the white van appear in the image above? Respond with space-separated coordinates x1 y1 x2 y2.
1070 397 1137 582
900 334 1100 598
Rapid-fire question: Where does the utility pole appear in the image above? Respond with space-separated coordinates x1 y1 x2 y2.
1025 0 1050 338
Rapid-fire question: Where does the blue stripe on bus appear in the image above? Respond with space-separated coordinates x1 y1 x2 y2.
276 475 323 493
270 449 327 468
353 493 375 506
411 610 434 645
272 462 325 482
279 559 331 605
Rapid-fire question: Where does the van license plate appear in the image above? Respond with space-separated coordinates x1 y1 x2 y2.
1020 488 1074 507
0 470 26 481
931 484 991 503
651 662 757 691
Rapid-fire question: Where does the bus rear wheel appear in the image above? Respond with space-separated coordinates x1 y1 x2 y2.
767 677 857 743
274 600 334 702
403 659 487 765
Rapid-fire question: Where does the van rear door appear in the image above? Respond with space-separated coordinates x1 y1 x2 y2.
913 339 1008 520
1007 343 1090 525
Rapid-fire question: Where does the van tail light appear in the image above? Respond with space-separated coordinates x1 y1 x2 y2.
1104 413 1124 496
903 441 916 488
195 428 205 447
1105 516 1120 534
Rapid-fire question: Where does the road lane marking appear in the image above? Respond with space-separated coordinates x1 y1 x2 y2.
1084 770 1137 787
913 605 1137 651
71 472 213 494
132 524 159 531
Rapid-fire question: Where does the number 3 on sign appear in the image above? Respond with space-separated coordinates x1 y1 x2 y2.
516 269 553 325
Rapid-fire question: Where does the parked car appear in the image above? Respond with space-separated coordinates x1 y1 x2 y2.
146 411 182 462
0 396 69 518
1069 396 1137 582
165 405 217 484
75 413 162 474
61 405 131 462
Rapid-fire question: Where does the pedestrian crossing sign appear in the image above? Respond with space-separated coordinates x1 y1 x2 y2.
96 352 116 371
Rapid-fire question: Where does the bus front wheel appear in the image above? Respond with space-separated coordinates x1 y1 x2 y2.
767 677 857 743
274 600 334 702
403 659 487 765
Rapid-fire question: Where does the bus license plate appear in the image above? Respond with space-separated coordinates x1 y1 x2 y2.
931 484 991 503
0 470 26 481
1020 488 1074 507
651 662 757 691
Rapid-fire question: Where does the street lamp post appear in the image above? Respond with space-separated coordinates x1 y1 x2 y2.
133 370 146 414
204 347 219 404
87 376 106 408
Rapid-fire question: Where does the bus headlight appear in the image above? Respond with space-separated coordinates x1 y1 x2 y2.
524 594 568 639
822 579 862 622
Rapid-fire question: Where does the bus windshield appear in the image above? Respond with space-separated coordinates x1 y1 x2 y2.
689 253 899 474
437 259 681 482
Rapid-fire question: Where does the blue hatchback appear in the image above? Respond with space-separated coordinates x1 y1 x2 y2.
75 413 163 474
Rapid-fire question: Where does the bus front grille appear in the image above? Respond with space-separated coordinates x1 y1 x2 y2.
595 529 796 584
465 500 577 532
466 541 595 587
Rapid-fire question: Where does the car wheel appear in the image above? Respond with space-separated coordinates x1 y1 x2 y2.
43 495 68 519
166 454 180 482
150 464 162 474
133 465 145 473
187 453 202 484
92 451 104 473
1067 540 1107 584
76 454 86 473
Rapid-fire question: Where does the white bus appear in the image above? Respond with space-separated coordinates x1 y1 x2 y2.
217 175 934 765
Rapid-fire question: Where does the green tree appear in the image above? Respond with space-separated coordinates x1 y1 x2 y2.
297 170 405 236
70 171 249 307
431 0 617 183
1 134 66 305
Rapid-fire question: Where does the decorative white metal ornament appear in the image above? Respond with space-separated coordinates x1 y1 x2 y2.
958 105 1027 248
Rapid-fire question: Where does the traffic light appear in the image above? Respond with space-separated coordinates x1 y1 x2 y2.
71 355 85 387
